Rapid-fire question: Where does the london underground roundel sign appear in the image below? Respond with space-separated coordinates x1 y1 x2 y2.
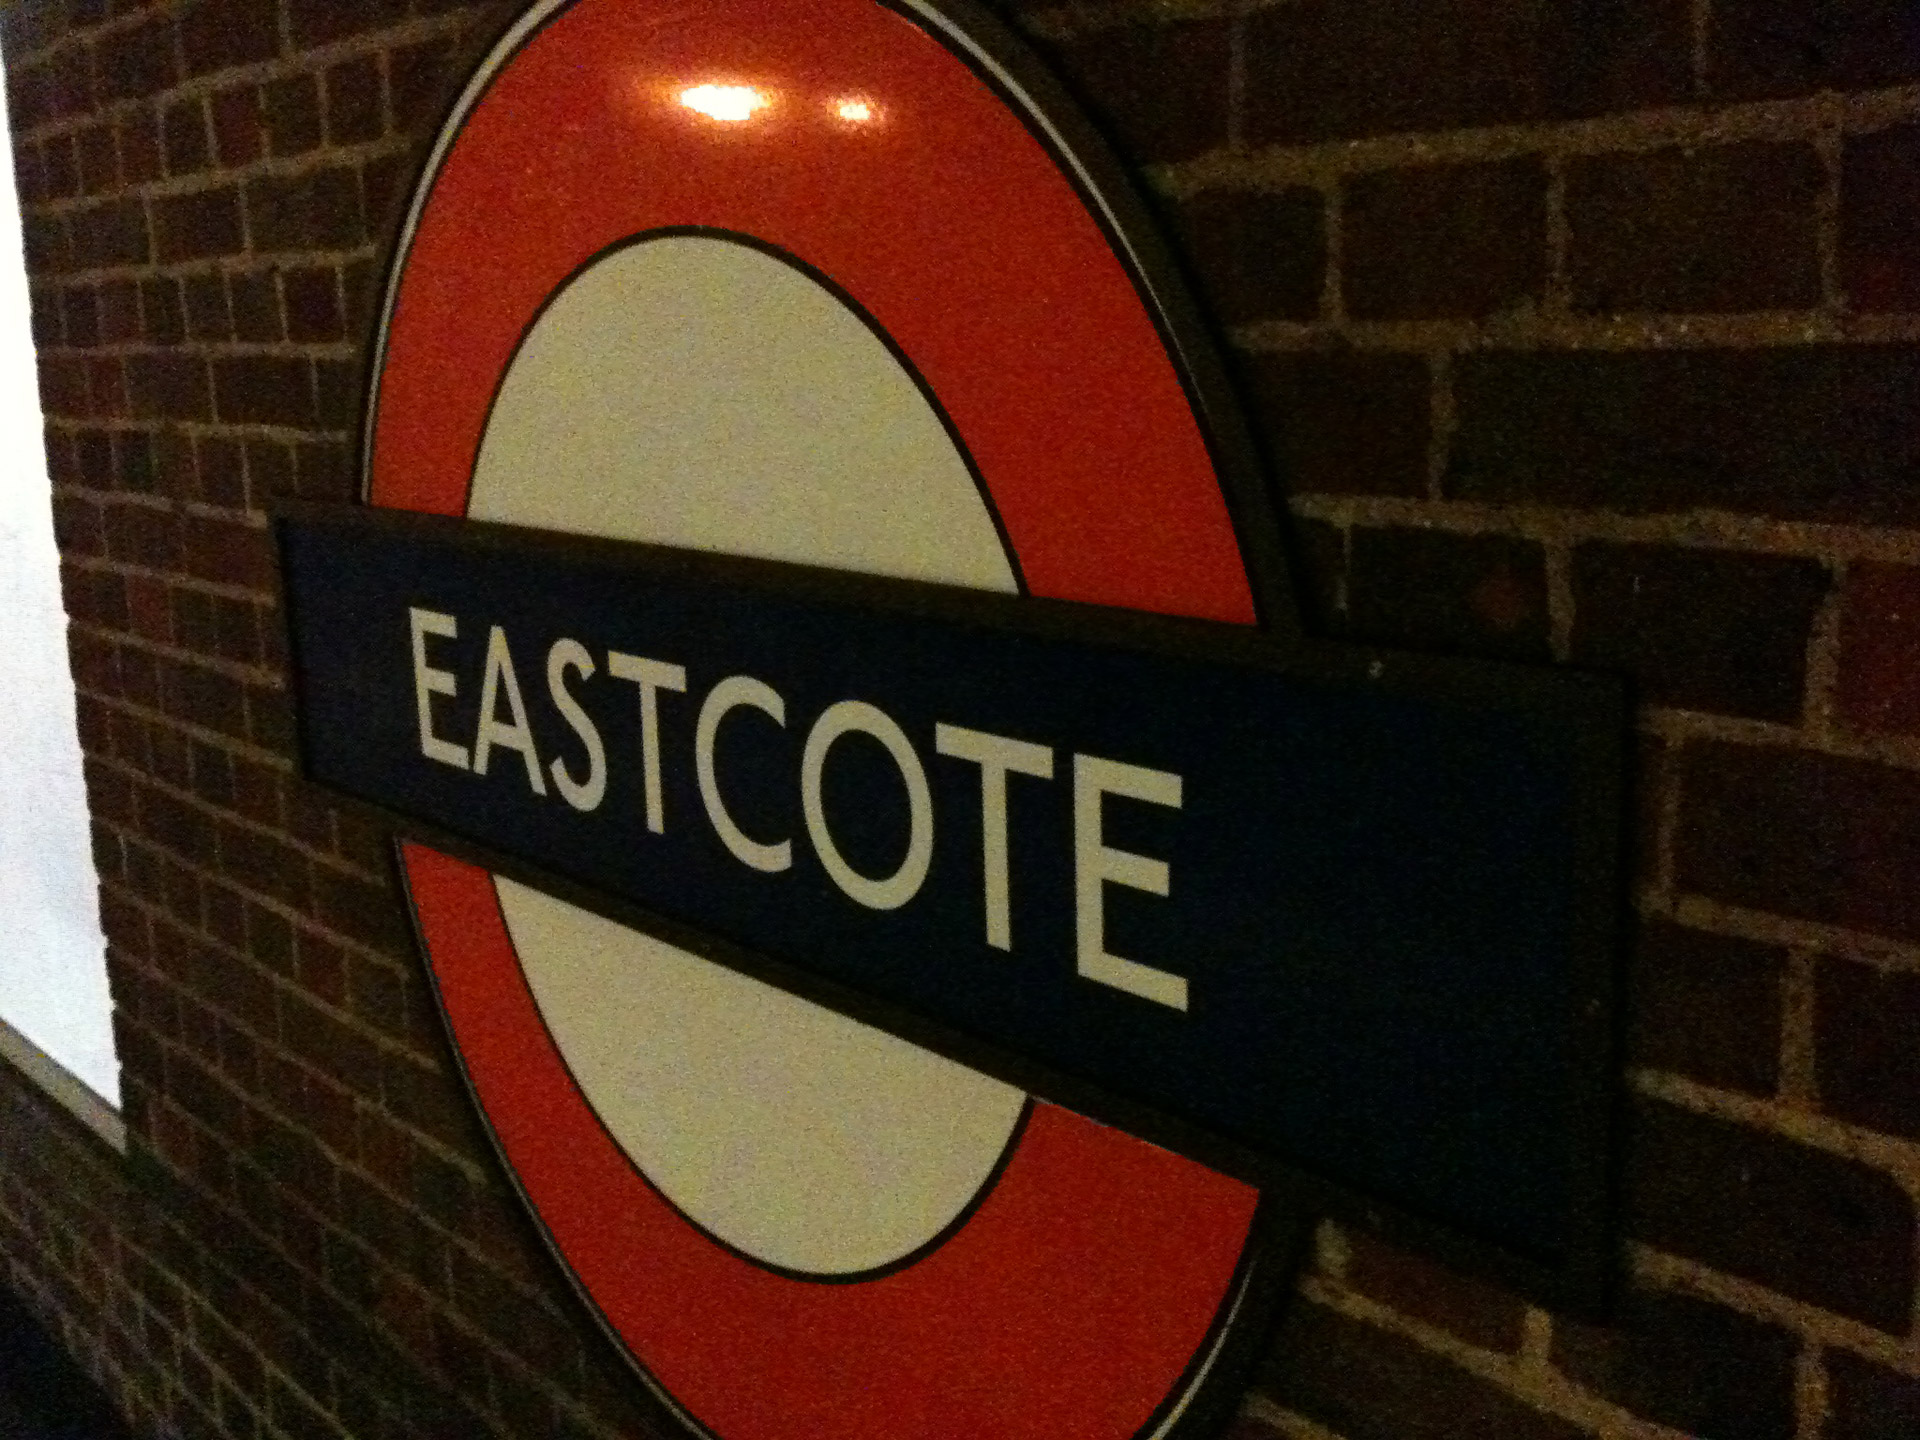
366 1 1294 1436
302 0 1626 1434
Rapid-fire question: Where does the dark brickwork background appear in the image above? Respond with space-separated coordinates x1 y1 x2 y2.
3 3 1919 1439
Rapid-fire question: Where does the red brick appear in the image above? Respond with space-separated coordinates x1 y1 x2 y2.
1246 0 1692 145
1627 1095 1915 1331
70 197 149 267
210 86 265 168
37 356 88 418
60 285 97 348
387 37 458 135
125 354 212 423
1677 743 1920 945
1342 1231 1525 1351
140 277 184 345
217 818 310 907
52 495 105 557
183 514 275 591
165 660 248 741
345 961 414 1046
196 436 246 507
179 0 280 78
261 73 322 158
1628 919 1784 1096
295 935 348 1011
182 270 233 342
277 996 381 1101
324 56 384 147
22 212 71 276
66 625 118 693
315 359 361 428
332 809 389 875
287 0 407 50
314 867 409 956
1843 123 1920 313
84 355 126 418
1569 542 1830 721
104 503 180 569
227 267 284 342
116 108 161 185
1172 188 1324 326
213 356 315 428
153 186 245 263
1343 527 1550 661
244 904 293 978
281 266 343 343
126 576 170 645
1264 1300 1585 1440
6 63 52 132
1028 19 1229 167
152 429 196 501
1837 563 1920 736
170 588 216 657
341 258 379 338
210 596 263 667
74 120 115 194
1709 0 1920 101
161 97 211 177
47 44 98 122
140 788 216 872
40 134 79 199
94 13 177 102
1552 1289 1797 1440
449 1250 580 1373
243 439 295 503
90 280 135 344
227 757 281 828
359 153 410 230
44 427 82 489
1638 730 1674 887
291 440 351 504
244 168 366 252
284 789 334 854
1826 1350 1920 1440
1345 158 1546 320
47 361 98 427
1448 347 1920 525
1817 958 1920 1143
1568 143 1823 314
119 647 162 710
11 141 45 207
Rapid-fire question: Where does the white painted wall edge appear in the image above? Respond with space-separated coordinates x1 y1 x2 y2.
0 1013 126 1152
0 60 120 1105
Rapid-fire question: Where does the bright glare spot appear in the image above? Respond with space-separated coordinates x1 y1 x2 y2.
680 84 771 123
833 98 876 124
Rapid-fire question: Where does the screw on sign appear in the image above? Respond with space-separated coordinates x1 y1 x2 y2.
278 1 1625 1436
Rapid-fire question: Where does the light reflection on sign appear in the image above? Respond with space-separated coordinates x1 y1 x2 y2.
678 83 772 123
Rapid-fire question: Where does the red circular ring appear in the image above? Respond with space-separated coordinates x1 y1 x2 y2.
371 3 1263 1437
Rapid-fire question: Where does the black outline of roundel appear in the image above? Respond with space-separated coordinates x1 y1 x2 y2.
322 0 1623 1434
354 3 1309 1435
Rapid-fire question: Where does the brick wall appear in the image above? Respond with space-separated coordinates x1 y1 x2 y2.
2 2 1918 1439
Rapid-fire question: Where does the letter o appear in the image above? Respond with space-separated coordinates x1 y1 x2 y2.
801 700 933 911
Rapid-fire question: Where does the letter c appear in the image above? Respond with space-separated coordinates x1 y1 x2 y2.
695 676 792 873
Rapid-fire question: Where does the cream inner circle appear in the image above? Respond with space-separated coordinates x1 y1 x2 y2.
465 234 1027 1277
